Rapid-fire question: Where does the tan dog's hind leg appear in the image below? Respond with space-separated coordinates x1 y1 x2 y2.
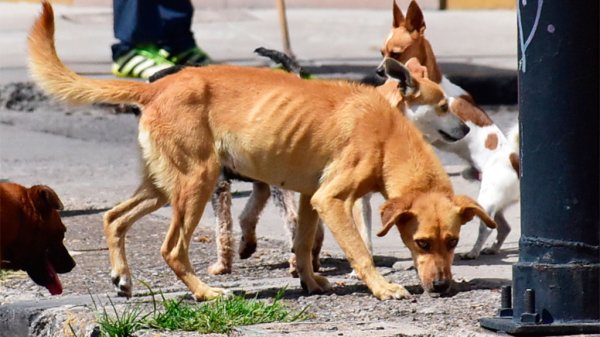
103 178 167 297
207 176 234 275
311 177 410 300
238 182 271 259
294 194 331 294
162 161 227 301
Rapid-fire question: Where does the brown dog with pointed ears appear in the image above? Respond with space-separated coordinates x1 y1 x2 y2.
28 2 495 300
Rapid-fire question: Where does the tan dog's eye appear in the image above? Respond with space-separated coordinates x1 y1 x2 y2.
447 238 458 249
415 240 431 251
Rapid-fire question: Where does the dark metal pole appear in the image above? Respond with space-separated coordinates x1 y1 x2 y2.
480 0 600 335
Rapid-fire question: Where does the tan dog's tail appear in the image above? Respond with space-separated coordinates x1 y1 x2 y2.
28 2 150 106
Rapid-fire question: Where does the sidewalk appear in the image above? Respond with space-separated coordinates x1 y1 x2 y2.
0 2 521 336
0 1 517 102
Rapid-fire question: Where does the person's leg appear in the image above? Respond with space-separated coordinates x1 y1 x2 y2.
112 0 161 61
157 0 211 65
111 0 176 79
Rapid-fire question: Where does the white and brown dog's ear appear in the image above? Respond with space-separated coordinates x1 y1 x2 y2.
405 0 426 35
377 195 418 237
381 58 420 98
405 57 429 79
452 195 497 228
392 0 406 28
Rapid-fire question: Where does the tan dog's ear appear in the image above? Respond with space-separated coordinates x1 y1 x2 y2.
30 185 64 212
382 58 420 98
377 197 416 237
405 57 429 79
406 0 426 35
453 195 496 228
392 0 405 28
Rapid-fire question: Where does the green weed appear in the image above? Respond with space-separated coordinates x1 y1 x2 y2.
91 286 310 337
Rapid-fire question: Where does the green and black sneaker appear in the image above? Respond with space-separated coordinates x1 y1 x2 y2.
167 46 212 66
111 44 175 79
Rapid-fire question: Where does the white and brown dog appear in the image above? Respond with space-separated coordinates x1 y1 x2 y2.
380 0 520 259
28 2 495 300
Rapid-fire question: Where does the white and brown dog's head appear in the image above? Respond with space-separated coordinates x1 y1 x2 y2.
377 192 496 294
376 57 470 142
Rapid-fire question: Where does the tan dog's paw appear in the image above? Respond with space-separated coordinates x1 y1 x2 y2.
373 282 411 300
193 287 230 301
300 274 331 295
207 262 232 275
111 272 132 298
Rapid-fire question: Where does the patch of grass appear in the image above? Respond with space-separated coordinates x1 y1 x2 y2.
90 286 310 337
91 293 152 337
147 289 311 334
0 269 10 281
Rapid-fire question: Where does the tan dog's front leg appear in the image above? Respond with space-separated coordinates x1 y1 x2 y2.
294 194 331 294
312 192 411 300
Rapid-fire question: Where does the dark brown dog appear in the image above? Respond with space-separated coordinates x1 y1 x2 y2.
0 182 75 295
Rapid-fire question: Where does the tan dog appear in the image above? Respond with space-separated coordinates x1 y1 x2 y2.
0 182 76 295
382 0 520 260
28 2 495 300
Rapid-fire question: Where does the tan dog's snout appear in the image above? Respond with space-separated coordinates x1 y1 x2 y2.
378 193 496 294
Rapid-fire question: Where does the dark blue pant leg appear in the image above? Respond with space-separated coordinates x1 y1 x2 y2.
112 0 196 60
157 0 197 54
112 0 161 60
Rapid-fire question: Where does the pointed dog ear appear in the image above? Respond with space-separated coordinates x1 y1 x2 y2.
405 57 429 79
378 196 416 237
382 58 420 97
30 185 64 212
406 0 426 35
452 195 496 228
392 0 405 28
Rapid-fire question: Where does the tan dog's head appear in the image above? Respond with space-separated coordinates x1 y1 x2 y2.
381 0 428 64
377 192 496 294
376 57 470 142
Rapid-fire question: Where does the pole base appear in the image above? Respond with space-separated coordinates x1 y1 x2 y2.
480 317 600 336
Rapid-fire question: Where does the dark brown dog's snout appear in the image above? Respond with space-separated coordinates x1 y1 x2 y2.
432 279 450 293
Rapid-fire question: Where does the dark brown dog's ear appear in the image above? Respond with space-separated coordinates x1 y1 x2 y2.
405 0 426 35
382 58 420 98
452 195 496 228
378 197 416 237
392 0 405 28
30 185 64 213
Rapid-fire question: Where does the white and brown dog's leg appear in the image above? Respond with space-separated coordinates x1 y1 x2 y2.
207 175 234 275
481 210 511 255
103 177 168 298
348 195 373 278
238 182 271 259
